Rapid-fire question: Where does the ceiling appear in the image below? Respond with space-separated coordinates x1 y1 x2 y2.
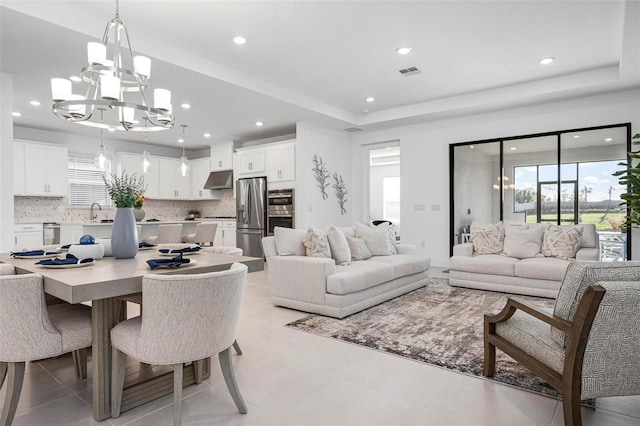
2 1 639 151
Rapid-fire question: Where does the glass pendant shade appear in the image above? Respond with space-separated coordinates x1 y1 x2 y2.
180 155 189 177
87 42 106 65
51 78 72 102
154 88 172 111
119 107 134 124
100 75 120 100
68 94 87 117
133 56 151 77
94 145 112 171
140 150 152 173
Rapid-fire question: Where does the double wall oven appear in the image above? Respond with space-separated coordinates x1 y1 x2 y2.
267 189 295 235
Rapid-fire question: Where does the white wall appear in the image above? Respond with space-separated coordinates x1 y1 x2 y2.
0 73 15 252
353 89 640 266
295 121 354 229
369 163 400 220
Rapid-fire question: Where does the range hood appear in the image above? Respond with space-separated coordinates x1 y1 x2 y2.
204 170 234 189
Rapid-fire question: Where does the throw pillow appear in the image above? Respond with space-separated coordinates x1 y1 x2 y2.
542 225 584 259
326 226 351 265
355 222 391 255
303 226 331 258
369 222 398 255
470 222 504 255
502 225 545 259
346 237 372 260
273 227 307 256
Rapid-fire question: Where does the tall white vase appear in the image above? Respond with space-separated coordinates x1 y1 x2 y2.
112 207 138 259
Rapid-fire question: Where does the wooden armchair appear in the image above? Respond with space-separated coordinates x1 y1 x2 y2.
484 261 640 426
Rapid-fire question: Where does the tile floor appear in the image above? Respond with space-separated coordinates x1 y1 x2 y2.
3 267 640 425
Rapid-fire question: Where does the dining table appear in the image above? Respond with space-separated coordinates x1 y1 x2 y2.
0 249 264 421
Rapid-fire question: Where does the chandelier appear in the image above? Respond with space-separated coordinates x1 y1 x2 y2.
50 0 174 131
179 125 189 177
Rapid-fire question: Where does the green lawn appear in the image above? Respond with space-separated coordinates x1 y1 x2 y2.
525 212 624 231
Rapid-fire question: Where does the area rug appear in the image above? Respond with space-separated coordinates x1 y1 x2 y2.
287 278 565 400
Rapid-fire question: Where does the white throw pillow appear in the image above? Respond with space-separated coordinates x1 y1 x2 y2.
502 225 545 259
274 227 307 256
470 222 504 255
346 237 372 260
370 222 397 255
303 226 332 258
542 225 584 259
326 226 351 265
355 222 391 256
338 226 356 238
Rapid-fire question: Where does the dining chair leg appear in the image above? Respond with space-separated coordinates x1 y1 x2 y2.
173 364 183 426
1 362 25 426
0 362 7 389
110 347 127 418
219 347 247 414
193 358 207 384
232 340 242 355
72 348 88 380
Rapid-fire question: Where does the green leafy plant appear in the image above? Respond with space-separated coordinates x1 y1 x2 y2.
612 133 640 229
103 172 148 208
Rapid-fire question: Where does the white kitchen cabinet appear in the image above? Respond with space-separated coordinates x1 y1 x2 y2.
237 147 265 176
210 142 234 171
190 157 221 200
212 220 224 246
13 142 25 195
222 221 236 247
117 152 160 199
158 158 191 199
21 142 68 197
266 141 295 183
14 223 43 250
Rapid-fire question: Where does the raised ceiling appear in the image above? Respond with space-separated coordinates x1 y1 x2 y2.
1 1 639 150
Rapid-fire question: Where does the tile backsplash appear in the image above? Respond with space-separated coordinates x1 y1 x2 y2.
14 189 236 223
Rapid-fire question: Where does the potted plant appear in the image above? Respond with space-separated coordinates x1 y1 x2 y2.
613 132 640 229
103 172 147 258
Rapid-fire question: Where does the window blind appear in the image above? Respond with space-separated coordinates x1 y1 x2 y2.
68 155 110 206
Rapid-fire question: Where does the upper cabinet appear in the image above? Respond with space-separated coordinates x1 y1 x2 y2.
266 141 295 183
15 141 68 197
210 142 234 171
117 152 160 199
190 157 222 200
158 158 191 200
237 147 266 176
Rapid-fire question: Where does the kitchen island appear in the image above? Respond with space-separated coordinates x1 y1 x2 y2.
60 220 202 244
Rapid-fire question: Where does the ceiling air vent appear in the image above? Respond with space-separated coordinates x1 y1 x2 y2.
399 66 421 76
343 127 363 133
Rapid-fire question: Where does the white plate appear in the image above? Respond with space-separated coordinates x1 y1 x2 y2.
147 258 196 269
57 247 70 251
37 260 95 269
13 252 62 259
157 250 201 256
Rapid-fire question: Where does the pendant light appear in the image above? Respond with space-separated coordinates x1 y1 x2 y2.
139 118 153 173
179 124 189 177
94 108 112 171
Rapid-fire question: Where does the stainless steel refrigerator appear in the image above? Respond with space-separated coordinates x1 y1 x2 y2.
236 177 268 258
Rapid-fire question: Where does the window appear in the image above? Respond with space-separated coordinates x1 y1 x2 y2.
68 155 110 206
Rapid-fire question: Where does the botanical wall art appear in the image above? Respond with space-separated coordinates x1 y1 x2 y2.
311 154 349 214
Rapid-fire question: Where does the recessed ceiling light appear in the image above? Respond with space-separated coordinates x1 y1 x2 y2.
69 75 82 82
233 36 246 45
29 100 41 106
365 97 375 102
255 121 263 127
12 112 21 117
539 57 554 65
181 103 191 109
469 145 474 149
605 138 613 142
178 137 185 143
574 135 580 138
107 127 116 132
204 133 211 138
396 46 412 55
364 109 369 113
510 147 517 151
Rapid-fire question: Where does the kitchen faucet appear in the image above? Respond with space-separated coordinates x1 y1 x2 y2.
90 203 102 221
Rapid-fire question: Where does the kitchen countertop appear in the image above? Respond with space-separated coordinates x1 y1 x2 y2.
62 220 205 226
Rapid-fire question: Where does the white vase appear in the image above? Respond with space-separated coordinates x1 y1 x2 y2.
112 208 138 259
133 207 146 222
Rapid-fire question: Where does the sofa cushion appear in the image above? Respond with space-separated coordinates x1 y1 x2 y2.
356 222 392 255
326 261 395 295
368 255 430 279
470 222 504 255
303 226 331 258
346 237 372 260
339 226 356 238
274 227 307 256
326 226 351 265
370 222 398 255
542 225 583 259
449 254 518 276
515 257 571 282
502 225 545 259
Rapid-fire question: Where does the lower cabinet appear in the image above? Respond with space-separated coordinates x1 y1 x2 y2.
222 221 236 247
14 224 43 250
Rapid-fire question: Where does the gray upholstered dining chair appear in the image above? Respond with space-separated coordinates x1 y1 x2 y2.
0 263 15 275
110 263 249 425
182 222 218 246
0 274 92 426
484 261 640 426
144 224 183 244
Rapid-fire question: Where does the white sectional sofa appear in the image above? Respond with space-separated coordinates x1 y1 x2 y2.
449 223 600 298
262 224 430 318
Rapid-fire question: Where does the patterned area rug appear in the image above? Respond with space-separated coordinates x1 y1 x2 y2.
287 278 564 399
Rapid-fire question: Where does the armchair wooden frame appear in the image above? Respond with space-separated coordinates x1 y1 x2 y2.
484 285 605 426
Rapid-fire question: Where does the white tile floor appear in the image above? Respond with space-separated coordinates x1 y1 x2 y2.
4 267 640 425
